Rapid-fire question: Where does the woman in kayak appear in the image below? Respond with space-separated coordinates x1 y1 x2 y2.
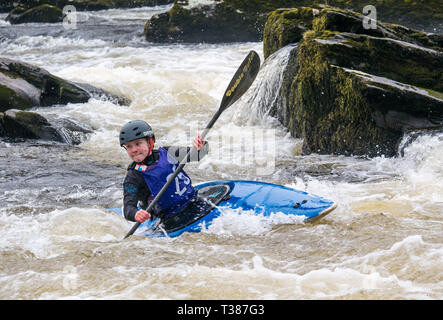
119 120 208 224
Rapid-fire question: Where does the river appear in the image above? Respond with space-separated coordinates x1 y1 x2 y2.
0 5 442 300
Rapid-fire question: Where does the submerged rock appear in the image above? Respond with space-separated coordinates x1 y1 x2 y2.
0 109 94 144
0 58 129 143
0 57 131 113
0 109 66 143
5 4 64 24
263 7 443 157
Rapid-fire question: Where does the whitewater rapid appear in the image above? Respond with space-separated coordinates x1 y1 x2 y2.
0 6 442 300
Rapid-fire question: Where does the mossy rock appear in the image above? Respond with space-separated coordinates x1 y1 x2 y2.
288 40 395 157
0 57 131 111
264 6 443 157
145 1 263 43
0 0 14 13
6 4 64 24
0 109 66 142
325 0 443 33
263 7 317 59
1 57 91 107
0 84 34 112
265 7 443 59
310 33 443 93
0 108 94 144
145 0 316 43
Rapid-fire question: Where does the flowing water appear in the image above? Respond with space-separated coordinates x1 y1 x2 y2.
0 6 442 300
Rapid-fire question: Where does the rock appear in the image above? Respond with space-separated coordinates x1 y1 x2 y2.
0 109 66 143
5 4 64 24
0 57 131 113
144 0 309 43
44 115 95 145
263 7 316 59
144 0 442 44
325 0 443 34
0 1 14 13
0 109 94 144
263 7 443 157
73 82 131 106
0 72 39 110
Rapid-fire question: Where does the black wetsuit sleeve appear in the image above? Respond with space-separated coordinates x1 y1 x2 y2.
122 170 150 222
123 167 164 222
165 141 209 163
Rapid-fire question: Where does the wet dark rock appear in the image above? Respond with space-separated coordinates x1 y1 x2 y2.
0 58 130 143
263 7 443 157
0 1 15 13
73 82 131 107
0 57 131 113
144 0 309 43
144 0 442 44
0 109 94 144
45 116 95 145
0 109 66 143
5 4 64 24
263 7 316 59
325 0 443 34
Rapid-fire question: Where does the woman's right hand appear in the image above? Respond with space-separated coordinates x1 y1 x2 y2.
135 209 151 223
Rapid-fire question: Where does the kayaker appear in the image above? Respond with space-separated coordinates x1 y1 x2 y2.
119 120 208 223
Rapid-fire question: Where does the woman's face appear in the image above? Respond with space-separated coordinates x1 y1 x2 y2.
124 138 152 163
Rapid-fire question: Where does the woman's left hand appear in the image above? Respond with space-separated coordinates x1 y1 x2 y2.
192 133 206 151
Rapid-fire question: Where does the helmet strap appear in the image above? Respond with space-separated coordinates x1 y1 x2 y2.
147 138 154 156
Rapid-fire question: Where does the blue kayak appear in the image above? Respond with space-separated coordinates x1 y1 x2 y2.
109 180 337 238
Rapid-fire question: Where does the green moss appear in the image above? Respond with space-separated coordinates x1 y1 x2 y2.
14 110 49 131
6 4 63 24
262 3 441 157
326 0 442 33
2 109 65 141
0 85 33 112
288 39 402 156
263 7 315 58
309 31 443 93
424 88 443 100
146 0 268 43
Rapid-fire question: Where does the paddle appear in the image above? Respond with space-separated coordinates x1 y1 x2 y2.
123 50 261 239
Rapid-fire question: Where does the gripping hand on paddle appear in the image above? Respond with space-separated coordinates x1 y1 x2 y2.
135 209 151 223
192 133 206 151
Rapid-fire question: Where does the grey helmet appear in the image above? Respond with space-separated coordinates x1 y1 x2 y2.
119 120 155 146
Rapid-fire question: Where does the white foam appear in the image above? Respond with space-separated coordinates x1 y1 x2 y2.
0 208 129 259
201 207 306 237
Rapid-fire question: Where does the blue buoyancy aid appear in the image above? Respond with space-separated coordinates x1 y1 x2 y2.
135 147 196 217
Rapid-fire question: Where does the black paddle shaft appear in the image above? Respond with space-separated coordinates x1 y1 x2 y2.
123 50 261 239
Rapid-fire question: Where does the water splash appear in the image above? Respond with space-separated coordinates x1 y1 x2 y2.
231 44 298 127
